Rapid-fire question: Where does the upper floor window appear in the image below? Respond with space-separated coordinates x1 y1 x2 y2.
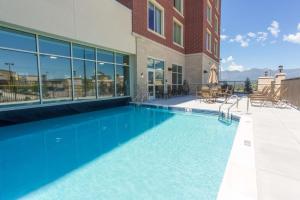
214 40 219 58
173 19 183 46
174 0 183 14
207 1 212 25
214 16 219 33
148 1 164 35
206 30 212 52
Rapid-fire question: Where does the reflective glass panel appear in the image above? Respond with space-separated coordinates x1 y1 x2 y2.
155 60 164 70
97 49 114 63
0 27 36 52
0 49 39 106
116 65 130 97
148 3 155 31
40 55 72 101
147 58 154 69
97 63 115 97
116 53 129 65
39 36 70 57
73 60 96 99
72 44 95 60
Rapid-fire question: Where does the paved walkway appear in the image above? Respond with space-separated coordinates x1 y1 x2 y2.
145 96 300 200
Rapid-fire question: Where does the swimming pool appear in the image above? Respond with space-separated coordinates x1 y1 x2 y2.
0 105 238 200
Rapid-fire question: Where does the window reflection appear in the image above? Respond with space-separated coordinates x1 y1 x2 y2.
0 26 131 108
116 65 130 96
0 27 36 52
116 53 129 65
0 49 39 106
97 49 114 63
39 36 70 57
73 60 96 99
40 55 72 101
72 44 95 60
98 63 115 97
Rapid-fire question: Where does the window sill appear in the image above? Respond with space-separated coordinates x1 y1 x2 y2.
147 28 166 39
173 7 184 18
173 42 184 49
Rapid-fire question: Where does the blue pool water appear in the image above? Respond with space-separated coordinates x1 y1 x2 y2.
0 106 238 200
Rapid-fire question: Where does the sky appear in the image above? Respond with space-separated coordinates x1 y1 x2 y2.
220 0 300 71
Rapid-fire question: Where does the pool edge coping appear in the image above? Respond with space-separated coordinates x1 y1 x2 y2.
131 102 257 200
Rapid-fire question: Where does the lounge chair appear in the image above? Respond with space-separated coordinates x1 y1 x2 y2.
250 87 288 107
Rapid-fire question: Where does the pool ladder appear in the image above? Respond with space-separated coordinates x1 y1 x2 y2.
218 95 241 123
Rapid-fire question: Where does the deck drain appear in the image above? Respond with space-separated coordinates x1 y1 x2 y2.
244 140 251 147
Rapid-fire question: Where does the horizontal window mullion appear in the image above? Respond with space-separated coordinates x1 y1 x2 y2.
0 46 37 54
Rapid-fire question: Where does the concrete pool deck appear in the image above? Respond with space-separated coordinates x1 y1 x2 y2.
143 96 300 200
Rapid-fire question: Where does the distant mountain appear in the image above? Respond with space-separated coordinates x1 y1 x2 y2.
221 68 300 81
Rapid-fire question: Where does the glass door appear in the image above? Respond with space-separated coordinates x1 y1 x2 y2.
148 69 155 100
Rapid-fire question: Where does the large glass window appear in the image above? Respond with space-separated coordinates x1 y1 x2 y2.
0 49 39 106
97 49 114 63
148 1 163 35
73 60 96 99
39 36 70 57
97 63 115 98
174 0 183 13
173 21 183 46
116 65 130 97
0 27 36 52
116 53 129 65
0 26 131 109
40 55 72 102
73 44 95 60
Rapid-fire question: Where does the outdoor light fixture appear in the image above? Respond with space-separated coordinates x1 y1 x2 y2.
140 72 144 78
278 65 283 73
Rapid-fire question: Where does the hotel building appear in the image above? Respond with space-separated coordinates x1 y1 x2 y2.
0 0 220 115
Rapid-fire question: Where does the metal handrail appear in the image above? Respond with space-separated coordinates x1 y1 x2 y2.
226 97 242 117
218 95 238 113
218 95 240 122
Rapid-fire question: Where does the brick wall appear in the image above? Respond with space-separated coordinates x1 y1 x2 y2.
116 0 221 62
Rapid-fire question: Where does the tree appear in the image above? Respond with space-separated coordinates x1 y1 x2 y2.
244 77 253 94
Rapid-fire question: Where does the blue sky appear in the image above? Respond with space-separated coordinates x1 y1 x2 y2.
221 0 300 71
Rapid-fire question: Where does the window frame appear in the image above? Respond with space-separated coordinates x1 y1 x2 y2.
173 0 184 16
206 0 212 26
206 29 212 53
214 15 219 34
214 39 219 58
147 0 165 38
173 18 184 47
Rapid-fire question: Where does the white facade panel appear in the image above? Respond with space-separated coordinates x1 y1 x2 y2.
0 0 135 54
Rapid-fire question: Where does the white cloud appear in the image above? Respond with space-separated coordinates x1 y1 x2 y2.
268 21 280 37
283 33 300 44
222 56 234 63
248 32 256 38
232 34 250 47
228 62 246 71
220 34 228 41
256 32 268 42
221 56 247 71
270 40 277 44
283 23 300 44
